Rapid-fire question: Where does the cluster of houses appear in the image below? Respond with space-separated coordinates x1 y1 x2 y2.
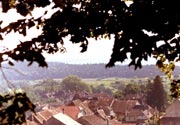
23 92 180 125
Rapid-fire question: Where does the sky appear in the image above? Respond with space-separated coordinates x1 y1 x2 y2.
0 2 157 66
43 36 116 64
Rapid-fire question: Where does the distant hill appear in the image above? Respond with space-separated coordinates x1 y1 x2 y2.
1 61 179 80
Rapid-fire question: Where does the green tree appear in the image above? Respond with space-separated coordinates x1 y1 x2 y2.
146 76 167 112
113 90 123 99
123 83 141 95
41 78 59 92
60 75 90 92
91 84 113 95
139 84 147 94
111 81 125 90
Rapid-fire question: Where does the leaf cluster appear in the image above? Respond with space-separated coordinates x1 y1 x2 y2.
2 0 50 14
0 91 35 124
155 54 175 78
170 80 180 98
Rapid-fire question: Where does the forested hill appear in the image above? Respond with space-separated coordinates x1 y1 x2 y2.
2 62 179 80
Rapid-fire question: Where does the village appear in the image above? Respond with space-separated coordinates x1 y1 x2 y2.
24 91 180 125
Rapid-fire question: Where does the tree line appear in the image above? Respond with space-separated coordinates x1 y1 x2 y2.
2 62 173 80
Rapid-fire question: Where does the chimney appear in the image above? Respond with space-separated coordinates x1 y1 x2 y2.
62 108 65 114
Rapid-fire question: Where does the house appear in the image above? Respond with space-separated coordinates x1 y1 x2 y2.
72 99 94 116
77 115 107 125
125 109 148 124
72 92 97 101
125 94 142 100
51 105 80 120
109 122 136 125
86 95 153 124
161 99 180 125
77 114 134 125
22 120 39 125
110 99 139 120
88 97 113 112
110 99 153 124
46 113 82 125
30 109 53 125
28 105 81 124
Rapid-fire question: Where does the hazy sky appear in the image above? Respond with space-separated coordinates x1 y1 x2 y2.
43 36 116 64
43 36 157 65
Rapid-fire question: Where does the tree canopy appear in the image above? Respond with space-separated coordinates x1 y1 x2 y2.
123 83 141 95
60 75 90 92
0 0 180 70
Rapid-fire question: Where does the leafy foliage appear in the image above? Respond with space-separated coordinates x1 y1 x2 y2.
0 91 35 124
91 84 113 95
170 79 180 98
0 0 180 69
123 83 141 95
155 54 175 78
60 75 90 92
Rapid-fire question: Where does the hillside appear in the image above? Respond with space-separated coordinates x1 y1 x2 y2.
1 61 175 81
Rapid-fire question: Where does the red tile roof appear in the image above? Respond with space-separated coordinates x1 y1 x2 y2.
111 99 139 114
73 99 94 115
126 109 146 117
22 120 39 125
52 106 80 120
33 110 53 124
117 123 136 125
46 113 82 125
77 115 107 125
